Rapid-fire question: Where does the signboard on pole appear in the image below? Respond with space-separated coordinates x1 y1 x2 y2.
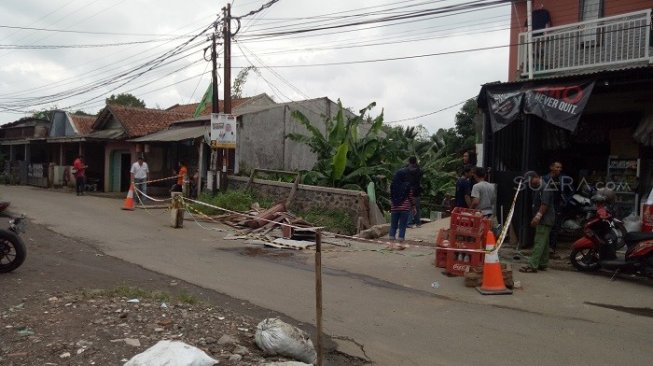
210 113 237 149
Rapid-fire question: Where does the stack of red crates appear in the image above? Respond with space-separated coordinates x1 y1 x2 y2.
436 207 488 276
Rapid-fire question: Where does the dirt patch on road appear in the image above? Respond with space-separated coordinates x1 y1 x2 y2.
0 220 367 365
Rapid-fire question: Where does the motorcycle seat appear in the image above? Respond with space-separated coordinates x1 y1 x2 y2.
624 232 653 242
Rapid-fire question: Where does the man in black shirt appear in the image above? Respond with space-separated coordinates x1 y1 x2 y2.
455 165 473 208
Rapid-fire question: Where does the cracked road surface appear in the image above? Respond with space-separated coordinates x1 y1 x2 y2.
5 186 653 365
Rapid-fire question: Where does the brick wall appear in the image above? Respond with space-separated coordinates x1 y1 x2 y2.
229 176 369 229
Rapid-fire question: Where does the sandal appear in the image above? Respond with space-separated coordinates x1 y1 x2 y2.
519 266 538 273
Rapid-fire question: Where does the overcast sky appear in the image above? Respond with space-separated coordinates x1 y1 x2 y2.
0 0 511 133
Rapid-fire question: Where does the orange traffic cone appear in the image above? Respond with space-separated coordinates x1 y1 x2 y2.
476 230 512 295
121 183 135 211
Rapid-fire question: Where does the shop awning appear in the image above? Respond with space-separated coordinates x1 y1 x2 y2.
478 80 595 133
129 126 208 142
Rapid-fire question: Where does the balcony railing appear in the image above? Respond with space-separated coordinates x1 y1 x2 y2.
518 9 652 77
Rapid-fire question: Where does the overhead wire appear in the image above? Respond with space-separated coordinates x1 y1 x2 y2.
0 22 216 99
0 25 213 111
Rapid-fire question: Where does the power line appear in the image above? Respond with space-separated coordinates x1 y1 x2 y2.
234 0 281 20
386 98 471 124
0 23 191 37
0 36 190 50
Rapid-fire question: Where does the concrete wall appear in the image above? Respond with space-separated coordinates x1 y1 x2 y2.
237 98 339 172
230 175 369 230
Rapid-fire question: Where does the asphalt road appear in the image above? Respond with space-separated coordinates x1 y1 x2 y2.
4 186 653 366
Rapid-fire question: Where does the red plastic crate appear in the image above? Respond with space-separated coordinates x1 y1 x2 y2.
443 249 485 277
435 228 449 247
450 227 488 250
435 248 447 268
450 207 487 236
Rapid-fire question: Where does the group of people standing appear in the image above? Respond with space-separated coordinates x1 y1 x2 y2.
130 156 195 201
451 155 568 274
454 165 497 227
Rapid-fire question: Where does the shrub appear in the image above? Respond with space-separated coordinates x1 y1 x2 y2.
300 208 357 235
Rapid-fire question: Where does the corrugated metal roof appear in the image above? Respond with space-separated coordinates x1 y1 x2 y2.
128 125 207 142
483 64 653 87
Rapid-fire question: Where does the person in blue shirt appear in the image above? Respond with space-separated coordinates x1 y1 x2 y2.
542 161 573 255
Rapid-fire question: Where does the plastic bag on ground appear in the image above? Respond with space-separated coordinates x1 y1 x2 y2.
254 318 316 365
623 213 641 232
123 340 218 366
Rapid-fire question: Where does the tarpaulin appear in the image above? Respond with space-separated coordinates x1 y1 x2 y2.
482 80 595 133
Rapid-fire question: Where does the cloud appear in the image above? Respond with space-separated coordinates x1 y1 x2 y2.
0 0 511 133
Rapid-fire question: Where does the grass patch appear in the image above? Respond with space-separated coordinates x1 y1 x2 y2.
300 208 357 235
81 286 200 305
193 190 257 215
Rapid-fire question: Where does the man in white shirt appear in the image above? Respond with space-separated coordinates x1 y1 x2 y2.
130 156 149 201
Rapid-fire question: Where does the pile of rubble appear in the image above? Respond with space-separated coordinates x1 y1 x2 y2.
214 203 319 250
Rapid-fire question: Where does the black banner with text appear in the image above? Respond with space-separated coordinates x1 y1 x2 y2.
485 80 595 133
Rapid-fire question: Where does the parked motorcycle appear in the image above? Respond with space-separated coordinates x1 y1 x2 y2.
0 202 27 273
558 192 595 238
570 195 653 278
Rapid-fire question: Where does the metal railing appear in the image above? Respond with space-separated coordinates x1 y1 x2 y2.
518 9 652 77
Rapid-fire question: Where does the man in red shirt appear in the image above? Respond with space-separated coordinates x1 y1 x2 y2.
72 155 87 196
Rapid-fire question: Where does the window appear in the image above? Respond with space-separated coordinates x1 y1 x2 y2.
580 0 603 45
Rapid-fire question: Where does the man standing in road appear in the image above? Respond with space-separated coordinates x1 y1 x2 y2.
130 156 149 201
455 165 473 208
72 155 87 196
542 161 570 256
520 170 555 273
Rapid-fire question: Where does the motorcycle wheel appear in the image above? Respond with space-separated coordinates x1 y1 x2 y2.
570 247 600 272
0 230 26 273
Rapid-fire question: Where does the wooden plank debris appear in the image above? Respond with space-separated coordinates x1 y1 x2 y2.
272 238 316 250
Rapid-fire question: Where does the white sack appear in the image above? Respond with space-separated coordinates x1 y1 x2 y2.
124 340 218 366
254 318 316 365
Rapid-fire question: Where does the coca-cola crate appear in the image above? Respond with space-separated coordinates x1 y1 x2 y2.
435 228 449 247
435 248 447 268
450 207 488 236
444 249 485 277
450 229 487 250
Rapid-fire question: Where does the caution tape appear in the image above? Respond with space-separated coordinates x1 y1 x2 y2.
133 187 173 203
181 196 325 232
138 175 179 184
136 185 523 257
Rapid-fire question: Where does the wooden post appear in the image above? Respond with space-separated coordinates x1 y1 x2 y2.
314 230 323 366
170 192 184 228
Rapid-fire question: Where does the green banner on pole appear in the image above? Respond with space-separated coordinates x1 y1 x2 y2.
193 82 213 118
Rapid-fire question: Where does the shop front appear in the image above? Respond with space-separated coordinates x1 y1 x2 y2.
477 66 653 247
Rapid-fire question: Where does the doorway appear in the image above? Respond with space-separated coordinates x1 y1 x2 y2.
110 150 131 192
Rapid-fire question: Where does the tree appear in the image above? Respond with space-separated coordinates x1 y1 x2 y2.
73 110 93 116
287 100 388 190
454 98 478 151
105 93 146 108
232 66 257 99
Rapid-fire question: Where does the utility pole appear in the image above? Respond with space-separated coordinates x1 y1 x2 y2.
209 22 220 193
220 3 232 191
223 3 232 114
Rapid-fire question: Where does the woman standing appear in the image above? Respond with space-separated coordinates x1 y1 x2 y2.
388 168 416 249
